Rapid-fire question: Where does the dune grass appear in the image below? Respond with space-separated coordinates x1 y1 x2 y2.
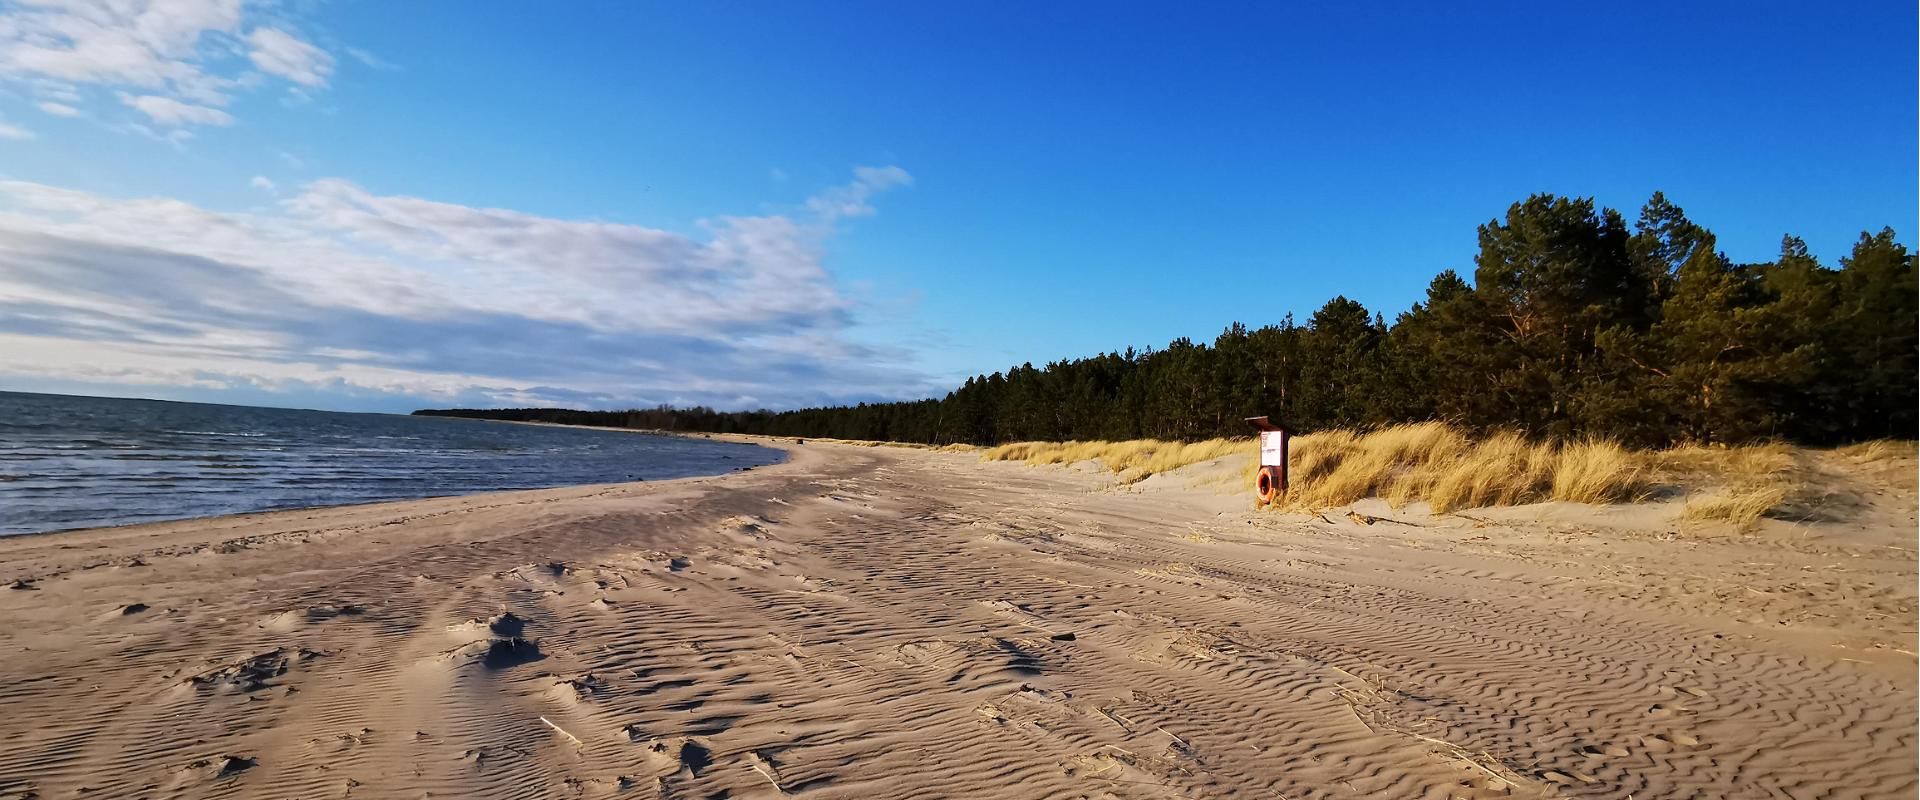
1833 439 1919 463
979 424 1916 526
1651 443 1801 530
1278 424 1641 512
980 422 1647 509
980 438 1249 484
1680 484 1793 529
800 437 977 452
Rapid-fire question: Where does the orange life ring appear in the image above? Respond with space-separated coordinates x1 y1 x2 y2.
1255 466 1282 506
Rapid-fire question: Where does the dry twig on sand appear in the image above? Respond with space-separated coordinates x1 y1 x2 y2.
750 763 784 794
539 716 583 747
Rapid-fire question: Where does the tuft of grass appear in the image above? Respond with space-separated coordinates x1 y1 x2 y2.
1655 443 1795 482
1682 483 1792 530
1420 432 1559 513
1550 438 1642 505
981 438 1250 484
1654 442 1809 530
1285 423 1469 509
1833 439 1918 463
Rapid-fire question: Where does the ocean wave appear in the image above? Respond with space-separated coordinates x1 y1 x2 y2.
42 440 144 450
164 430 269 437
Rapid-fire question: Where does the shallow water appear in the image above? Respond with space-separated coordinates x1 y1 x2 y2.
0 391 782 535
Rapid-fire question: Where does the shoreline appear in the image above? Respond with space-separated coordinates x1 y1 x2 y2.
2 417 791 541
0 440 1911 798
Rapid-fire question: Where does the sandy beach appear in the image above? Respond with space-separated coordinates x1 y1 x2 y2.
0 439 1912 799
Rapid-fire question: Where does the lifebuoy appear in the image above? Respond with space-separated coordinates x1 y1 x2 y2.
1255 466 1282 506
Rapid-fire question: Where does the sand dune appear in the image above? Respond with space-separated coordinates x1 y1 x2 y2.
0 440 1912 799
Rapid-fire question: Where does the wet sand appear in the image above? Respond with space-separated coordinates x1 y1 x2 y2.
0 439 1912 799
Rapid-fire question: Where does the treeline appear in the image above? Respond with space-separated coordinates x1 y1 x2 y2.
418 193 1917 447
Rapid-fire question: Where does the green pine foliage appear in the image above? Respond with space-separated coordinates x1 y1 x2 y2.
419 193 1917 448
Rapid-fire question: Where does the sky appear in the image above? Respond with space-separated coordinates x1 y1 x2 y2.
0 1 1913 413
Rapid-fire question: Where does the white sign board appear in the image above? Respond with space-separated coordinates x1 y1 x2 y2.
1259 430 1286 467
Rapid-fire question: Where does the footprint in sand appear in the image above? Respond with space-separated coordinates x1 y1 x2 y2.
188 646 328 693
261 604 365 631
1641 731 1705 751
443 611 544 668
308 728 375 755
112 602 149 617
183 754 255 780
1575 743 1631 758
636 736 712 779
304 604 364 620
480 637 542 669
720 516 777 539
484 611 525 637
553 672 610 702
1541 769 1599 785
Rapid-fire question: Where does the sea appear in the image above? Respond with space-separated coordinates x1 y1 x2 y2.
0 391 783 536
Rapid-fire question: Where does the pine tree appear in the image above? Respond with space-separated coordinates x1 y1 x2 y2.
1830 229 1919 438
1471 194 1643 435
1594 233 1816 442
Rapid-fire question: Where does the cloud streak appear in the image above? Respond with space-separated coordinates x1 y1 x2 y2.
0 169 931 410
0 0 335 128
118 91 232 125
246 27 331 87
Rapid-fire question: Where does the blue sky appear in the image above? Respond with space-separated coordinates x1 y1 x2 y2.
0 1 1913 412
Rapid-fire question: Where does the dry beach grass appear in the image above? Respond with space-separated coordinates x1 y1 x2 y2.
982 437 1247 482
981 423 1908 528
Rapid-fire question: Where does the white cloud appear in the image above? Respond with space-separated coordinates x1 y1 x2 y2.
806 165 914 220
31 79 83 104
0 121 32 140
0 0 244 87
120 121 195 148
246 27 330 87
0 168 930 409
37 101 81 117
249 175 273 190
0 1 336 130
119 92 232 125
343 46 395 71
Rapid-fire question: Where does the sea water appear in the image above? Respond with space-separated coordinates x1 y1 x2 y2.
0 391 782 535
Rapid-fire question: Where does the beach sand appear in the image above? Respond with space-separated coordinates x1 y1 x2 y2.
0 439 1912 798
